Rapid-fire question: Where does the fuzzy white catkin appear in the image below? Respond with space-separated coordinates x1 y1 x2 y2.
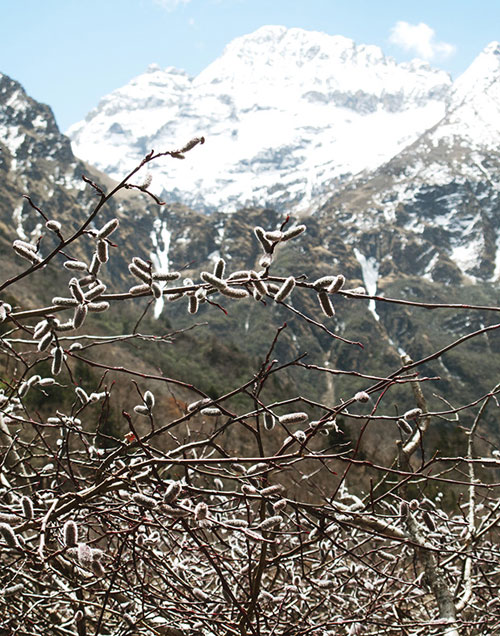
152 271 181 281
318 291 335 317
129 283 151 295
21 496 33 520
254 226 273 253
85 282 106 301
200 271 227 291
404 408 422 420
151 282 163 299
45 219 61 232
200 407 222 416
134 405 150 416
87 301 110 312
51 347 64 376
129 263 151 283
163 481 182 503
220 286 249 299
260 485 283 496
132 493 157 508
313 275 337 289
143 390 155 409
78 542 93 566
188 295 199 314
73 304 87 329
132 257 150 272
38 331 53 352
328 274 345 293
63 520 78 547
214 258 226 279
63 260 88 271
246 462 268 475
354 391 370 403
263 413 275 430
187 398 212 412
96 240 109 264
69 278 85 303
259 515 282 530
281 224 306 241
0 523 19 548
278 412 308 425
274 277 296 302
34 319 50 339
52 296 79 307
97 218 119 239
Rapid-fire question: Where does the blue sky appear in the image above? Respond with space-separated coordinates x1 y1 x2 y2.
1 0 499 131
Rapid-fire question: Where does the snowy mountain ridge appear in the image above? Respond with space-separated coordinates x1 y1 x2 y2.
68 25 456 213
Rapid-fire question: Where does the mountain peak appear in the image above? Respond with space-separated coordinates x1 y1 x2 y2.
67 25 452 213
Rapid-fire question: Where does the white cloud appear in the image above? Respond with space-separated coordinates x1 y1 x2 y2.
153 0 191 11
389 21 456 60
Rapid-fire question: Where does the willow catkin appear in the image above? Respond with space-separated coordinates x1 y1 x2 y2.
129 283 151 295
278 412 308 425
313 275 337 290
264 413 276 430
88 254 101 276
422 510 436 532
64 260 88 271
220 286 249 299
274 276 295 302
73 304 87 329
404 408 422 421
0 523 19 548
259 515 282 530
152 271 181 281
214 258 226 279
398 418 413 435
132 257 150 273
20 497 33 520
318 290 335 317
52 296 79 307
37 331 53 352
200 271 227 291
129 263 151 283
328 274 345 293
254 226 273 253
87 301 110 312
78 542 93 566
281 224 306 241
163 481 183 503
63 520 78 547
188 295 199 314
264 230 283 242
75 387 89 404
200 407 222 416
51 346 64 376
84 282 106 301
151 282 163 299
96 218 119 239
354 391 369 403
96 239 109 263
132 493 157 508
144 391 155 409
69 278 85 302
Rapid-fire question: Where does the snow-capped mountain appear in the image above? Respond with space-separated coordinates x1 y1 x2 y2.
67 25 452 212
320 40 500 285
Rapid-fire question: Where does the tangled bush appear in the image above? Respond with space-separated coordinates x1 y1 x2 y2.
1 138 500 636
